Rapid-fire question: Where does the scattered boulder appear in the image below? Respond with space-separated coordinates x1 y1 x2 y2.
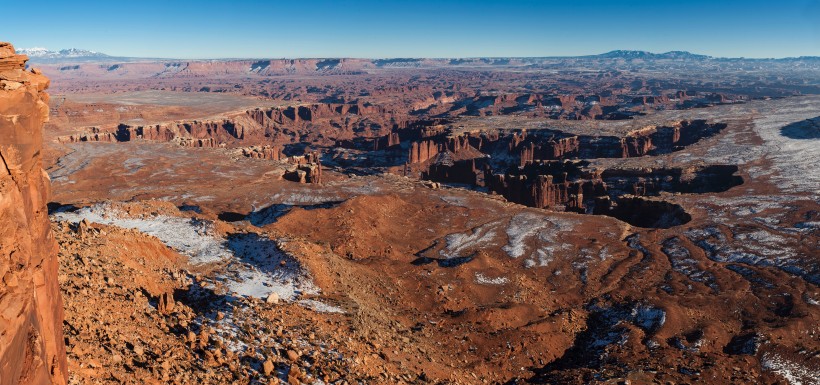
77 218 93 240
262 359 275 376
286 349 300 362
266 292 280 304
158 292 175 314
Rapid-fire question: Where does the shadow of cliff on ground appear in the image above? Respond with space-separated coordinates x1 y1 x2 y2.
47 202 79 214
218 211 247 222
529 302 666 383
224 233 300 274
780 117 820 139
411 255 475 268
174 280 229 315
246 201 343 227
220 232 314 300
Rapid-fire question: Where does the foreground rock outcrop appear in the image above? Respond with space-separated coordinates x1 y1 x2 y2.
0 42 67 385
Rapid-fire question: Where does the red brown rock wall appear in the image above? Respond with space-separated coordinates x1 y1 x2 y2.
241 145 284 160
0 42 67 385
408 140 440 164
518 137 582 166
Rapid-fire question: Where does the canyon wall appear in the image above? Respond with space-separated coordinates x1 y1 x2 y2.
514 121 726 164
0 43 67 385
57 103 411 148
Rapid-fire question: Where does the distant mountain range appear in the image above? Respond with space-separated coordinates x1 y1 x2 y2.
18 47 819 64
592 50 820 62
18 47 138 63
592 50 712 60
19 47 109 59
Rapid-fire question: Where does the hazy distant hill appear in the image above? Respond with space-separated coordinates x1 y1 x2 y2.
21 47 819 67
592 50 712 60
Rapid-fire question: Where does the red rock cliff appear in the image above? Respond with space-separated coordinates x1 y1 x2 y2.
0 42 67 385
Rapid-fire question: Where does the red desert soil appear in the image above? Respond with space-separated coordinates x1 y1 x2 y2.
3 40 820 385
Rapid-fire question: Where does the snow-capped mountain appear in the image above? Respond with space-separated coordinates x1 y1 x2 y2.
18 47 110 59
17 47 51 57
15 47 130 63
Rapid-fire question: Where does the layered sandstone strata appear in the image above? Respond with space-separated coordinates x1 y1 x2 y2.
0 42 67 385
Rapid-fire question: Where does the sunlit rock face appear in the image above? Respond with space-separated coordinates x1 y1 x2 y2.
0 41 67 385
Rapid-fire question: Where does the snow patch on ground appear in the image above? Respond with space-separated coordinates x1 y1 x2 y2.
754 109 820 196
440 195 469 207
795 221 820 230
268 192 342 205
52 204 330 308
475 273 509 285
661 237 719 291
221 234 318 301
123 158 145 175
632 306 666 332
687 226 818 285
440 221 500 259
52 204 230 264
577 303 667 361
694 195 806 229
761 353 818 385
297 299 345 313
502 212 575 267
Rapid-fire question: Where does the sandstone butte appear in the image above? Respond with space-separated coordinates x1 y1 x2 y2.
0 42 68 385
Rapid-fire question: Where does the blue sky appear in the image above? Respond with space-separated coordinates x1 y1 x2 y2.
2 0 819 59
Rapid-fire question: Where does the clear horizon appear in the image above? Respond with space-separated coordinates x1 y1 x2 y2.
3 0 819 59
14 48 820 61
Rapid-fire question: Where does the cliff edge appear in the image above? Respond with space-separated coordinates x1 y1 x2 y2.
0 42 67 385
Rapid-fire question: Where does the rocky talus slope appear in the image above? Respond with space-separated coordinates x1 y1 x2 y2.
0 42 67 385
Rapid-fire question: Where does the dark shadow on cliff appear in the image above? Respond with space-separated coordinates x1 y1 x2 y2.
780 117 820 139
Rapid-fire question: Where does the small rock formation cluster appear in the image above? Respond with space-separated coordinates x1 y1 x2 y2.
241 145 285 160
0 42 67 385
282 152 323 184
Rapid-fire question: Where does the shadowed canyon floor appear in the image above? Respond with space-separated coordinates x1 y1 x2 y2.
16 50 820 384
